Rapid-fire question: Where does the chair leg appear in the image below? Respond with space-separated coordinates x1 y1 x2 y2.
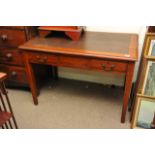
0 82 18 129
1 82 18 128
0 92 7 111
8 120 13 129
4 122 8 129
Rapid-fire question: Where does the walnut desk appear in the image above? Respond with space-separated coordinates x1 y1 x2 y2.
19 32 138 123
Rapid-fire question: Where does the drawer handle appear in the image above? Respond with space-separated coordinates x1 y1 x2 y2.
36 55 40 59
1 34 8 41
39 59 44 63
39 58 47 63
11 71 17 77
102 64 115 71
6 53 13 60
36 56 47 63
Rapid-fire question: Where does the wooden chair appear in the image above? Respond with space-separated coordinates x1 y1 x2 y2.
0 72 18 129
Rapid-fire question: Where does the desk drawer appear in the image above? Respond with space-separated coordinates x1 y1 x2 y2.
0 48 24 66
59 56 89 69
0 29 26 47
90 59 127 73
0 65 28 84
28 52 58 65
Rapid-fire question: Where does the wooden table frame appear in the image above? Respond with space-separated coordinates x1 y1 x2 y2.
19 32 138 123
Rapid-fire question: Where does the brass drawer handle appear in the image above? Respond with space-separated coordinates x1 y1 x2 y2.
102 64 115 71
36 56 47 63
6 53 13 60
40 57 47 63
1 34 8 41
11 71 17 77
36 55 40 59
39 59 46 63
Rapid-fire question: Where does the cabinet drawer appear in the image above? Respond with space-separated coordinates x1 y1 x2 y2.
0 65 28 84
0 29 26 47
90 59 127 73
0 26 25 29
59 56 89 69
0 48 24 66
27 52 58 65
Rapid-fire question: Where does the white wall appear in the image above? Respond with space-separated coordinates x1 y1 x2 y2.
59 26 147 86
86 26 142 33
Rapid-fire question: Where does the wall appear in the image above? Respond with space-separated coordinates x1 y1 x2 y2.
58 26 147 86
85 26 142 33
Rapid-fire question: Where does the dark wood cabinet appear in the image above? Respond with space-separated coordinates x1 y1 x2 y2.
0 26 37 87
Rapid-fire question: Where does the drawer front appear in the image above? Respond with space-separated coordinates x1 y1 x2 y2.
0 48 24 66
0 29 26 47
27 52 58 65
59 56 89 69
0 26 25 29
0 65 28 84
90 59 127 73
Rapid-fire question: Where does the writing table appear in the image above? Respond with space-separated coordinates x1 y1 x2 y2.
19 31 138 123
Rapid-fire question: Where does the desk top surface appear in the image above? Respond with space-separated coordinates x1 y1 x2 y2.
19 31 138 61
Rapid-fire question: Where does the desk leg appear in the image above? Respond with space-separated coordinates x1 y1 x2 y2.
52 66 58 80
25 58 38 105
121 62 135 123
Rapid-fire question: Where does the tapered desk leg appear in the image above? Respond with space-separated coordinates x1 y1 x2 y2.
25 56 38 105
121 62 135 123
53 66 58 80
